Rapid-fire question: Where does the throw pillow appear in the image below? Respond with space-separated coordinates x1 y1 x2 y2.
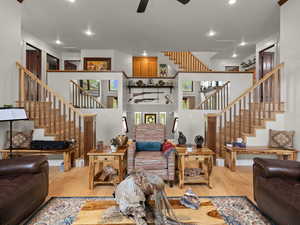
268 129 295 149
5 130 33 149
136 142 161 151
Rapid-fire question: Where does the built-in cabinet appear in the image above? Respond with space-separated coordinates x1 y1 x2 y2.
133 56 158 77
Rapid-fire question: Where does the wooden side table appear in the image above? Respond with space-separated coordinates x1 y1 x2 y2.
88 147 127 190
176 146 215 189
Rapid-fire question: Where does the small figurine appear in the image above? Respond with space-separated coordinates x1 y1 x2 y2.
194 135 204 148
178 131 187 145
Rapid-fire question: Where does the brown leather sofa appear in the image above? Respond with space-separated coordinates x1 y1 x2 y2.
0 156 49 225
253 158 300 225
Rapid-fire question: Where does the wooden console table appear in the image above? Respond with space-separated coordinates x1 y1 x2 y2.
176 146 215 189
225 146 298 172
0 148 74 171
88 147 127 190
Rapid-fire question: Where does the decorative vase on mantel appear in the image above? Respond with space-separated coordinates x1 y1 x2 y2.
194 135 204 148
178 131 187 145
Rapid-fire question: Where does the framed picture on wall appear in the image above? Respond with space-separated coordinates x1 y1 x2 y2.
144 114 157 124
84 57 111 71
159 64 168 77
182 80 193 92
109 80 118 92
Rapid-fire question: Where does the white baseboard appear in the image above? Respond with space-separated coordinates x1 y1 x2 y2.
48 160 63 167
216 158 253 167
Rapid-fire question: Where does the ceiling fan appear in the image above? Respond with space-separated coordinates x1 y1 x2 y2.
137 0 191 13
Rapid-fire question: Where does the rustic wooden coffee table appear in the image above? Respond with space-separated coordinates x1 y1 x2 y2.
73 198 226 225
176 146 215 189
88 147 127 189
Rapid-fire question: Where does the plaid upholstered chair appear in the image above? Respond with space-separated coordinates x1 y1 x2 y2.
127 124 175 186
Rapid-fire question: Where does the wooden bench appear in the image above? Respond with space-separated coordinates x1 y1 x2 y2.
225 146 298 172
0 148 75 172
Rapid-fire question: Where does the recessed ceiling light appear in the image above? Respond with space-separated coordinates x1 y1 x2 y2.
207 30 216 37
232 53 238 58
228 0 237 5
239 41 247 46
55 39 62 45
142 50 148 56
67 0 76 3
84 29 95 36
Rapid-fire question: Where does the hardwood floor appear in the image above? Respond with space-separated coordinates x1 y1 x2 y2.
49 166 254 202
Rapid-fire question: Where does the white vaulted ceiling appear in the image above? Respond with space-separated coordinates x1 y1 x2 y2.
21 0 280 59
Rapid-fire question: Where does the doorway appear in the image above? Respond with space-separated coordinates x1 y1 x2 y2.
259 45 275 79
133 56 158 77
26 43 42 79
47 54 60 70
259 44 276 102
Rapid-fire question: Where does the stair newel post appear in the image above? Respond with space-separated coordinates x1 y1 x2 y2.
224 111 227 151
219 114 223 155
63 104 66 140
49 92 52 133
207 114 217 156
248 92 252 133
19 67 25 107
68 107 71 140
277 68 282 111
233 104 237 141
243 96 246 133
268 78 272 118
83 114 96 166
239 100 242 136
229 107 232 142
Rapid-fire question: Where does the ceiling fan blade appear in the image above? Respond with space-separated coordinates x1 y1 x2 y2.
176 0 191 4
137 0 150 13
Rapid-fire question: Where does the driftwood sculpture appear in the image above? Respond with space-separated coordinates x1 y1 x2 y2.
108 170 194 225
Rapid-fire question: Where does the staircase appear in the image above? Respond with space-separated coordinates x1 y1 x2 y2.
70 80 105 109
16 62 96 161
197 81 230 110
163 51 211 72
206 64 284 156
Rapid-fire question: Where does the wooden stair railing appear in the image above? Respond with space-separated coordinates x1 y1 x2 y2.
70 80 105 109
197 81 230 110
206 63 284 156
163 51 211 72
17 62 96 164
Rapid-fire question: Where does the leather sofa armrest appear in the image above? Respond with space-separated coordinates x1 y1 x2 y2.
253 157 300 179
0 156 48 176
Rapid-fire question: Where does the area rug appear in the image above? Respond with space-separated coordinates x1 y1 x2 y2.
24 196 274 225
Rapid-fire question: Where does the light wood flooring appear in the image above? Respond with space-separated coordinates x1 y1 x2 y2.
49 166 254 202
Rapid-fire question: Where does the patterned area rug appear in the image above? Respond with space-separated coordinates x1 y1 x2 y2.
24 196 274 225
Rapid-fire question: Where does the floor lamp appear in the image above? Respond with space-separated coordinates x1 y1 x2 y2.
0 108 28 159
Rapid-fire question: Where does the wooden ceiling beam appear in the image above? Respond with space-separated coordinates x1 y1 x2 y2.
278 0 288 6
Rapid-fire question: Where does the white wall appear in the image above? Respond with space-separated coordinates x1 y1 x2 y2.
192 52 217 68
280 1 300 160
0 1 22 149
0 1 21 106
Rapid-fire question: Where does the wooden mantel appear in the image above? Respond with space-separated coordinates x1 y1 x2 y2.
278 0 288 6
